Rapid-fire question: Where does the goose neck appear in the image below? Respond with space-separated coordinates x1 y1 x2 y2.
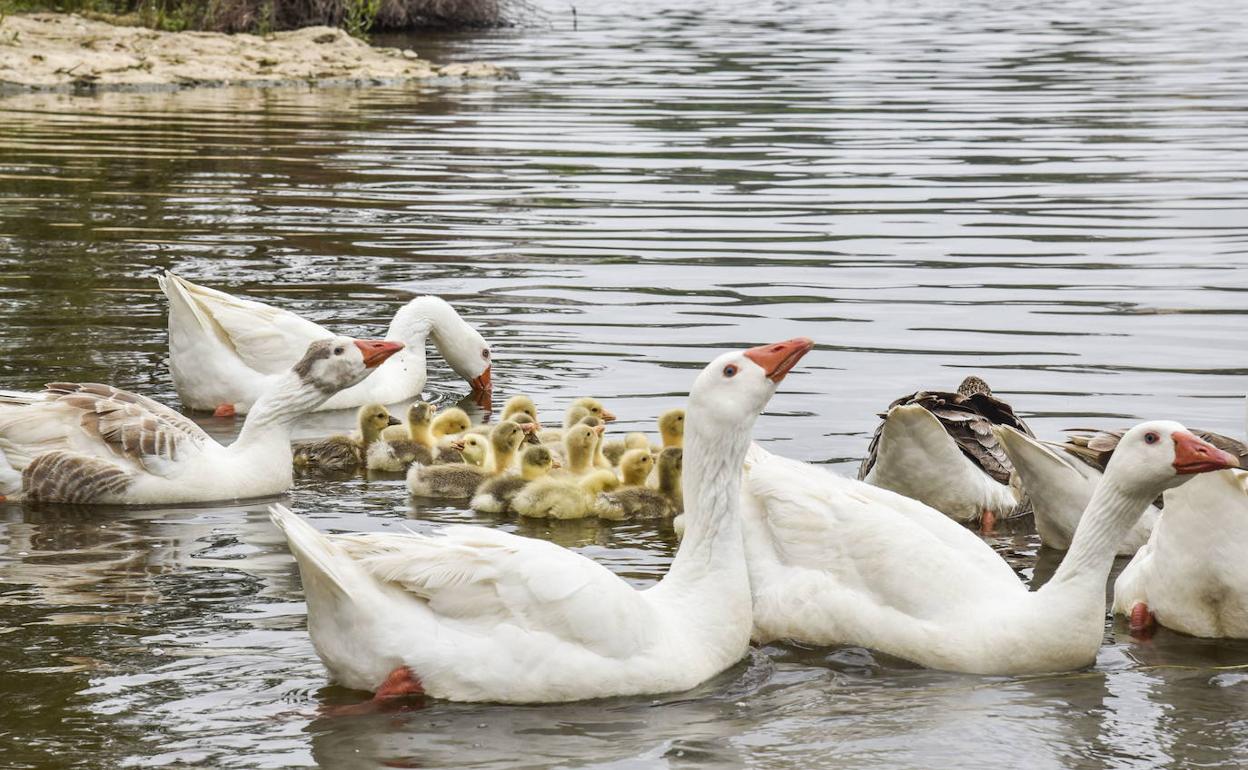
233 373 326 449
1047 475 1155 592
663 422 749 586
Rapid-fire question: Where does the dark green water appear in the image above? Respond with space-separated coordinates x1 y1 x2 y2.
1 0 1247 766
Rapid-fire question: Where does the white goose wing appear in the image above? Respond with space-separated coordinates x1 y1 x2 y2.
332 524 659 658
160 271 329 375
745 447 1023 614
0 383 211 476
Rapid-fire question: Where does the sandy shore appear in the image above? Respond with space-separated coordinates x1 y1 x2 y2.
0 13 516 92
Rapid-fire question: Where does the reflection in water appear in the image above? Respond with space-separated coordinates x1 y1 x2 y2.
1 0 1248 766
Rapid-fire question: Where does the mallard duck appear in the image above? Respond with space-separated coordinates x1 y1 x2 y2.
158 271 490 415
406 421 526 498
598 447 683 520
512 469 621 520
295 403 399 472
471 444 558 514
858 376 1032 530
0 337 402 504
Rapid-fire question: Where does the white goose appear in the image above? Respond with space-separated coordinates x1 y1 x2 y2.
158 271 491 416
0 337 401 505
743 423 1237 675
995 426 1158 555
998 426 1247 555
269 337 813 704
1113 469 1248 637
858 376 1031 530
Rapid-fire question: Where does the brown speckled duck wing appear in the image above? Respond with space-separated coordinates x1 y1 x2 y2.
40 382 210 475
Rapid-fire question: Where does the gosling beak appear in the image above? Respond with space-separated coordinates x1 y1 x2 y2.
354 339 404 369
1173 431 1240 474
744 337 815 384
601 409 617 422
593 424 606 436
450 439 467 451
386 415 402 427
470 366 492 407
550 459 562 469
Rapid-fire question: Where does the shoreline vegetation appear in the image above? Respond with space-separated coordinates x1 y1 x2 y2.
2 0 521 36
0 12 518 92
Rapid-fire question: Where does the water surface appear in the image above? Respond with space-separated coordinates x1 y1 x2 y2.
1 0 1247 766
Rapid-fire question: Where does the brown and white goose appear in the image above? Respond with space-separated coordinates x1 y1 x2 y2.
0 337 401 505
858 376 1032 530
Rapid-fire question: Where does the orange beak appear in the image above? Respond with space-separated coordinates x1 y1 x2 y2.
450 439 467 451
744 337 815 383
354 339 404 369
1173 431 1240 474
470 366 492 407
601 409 617 422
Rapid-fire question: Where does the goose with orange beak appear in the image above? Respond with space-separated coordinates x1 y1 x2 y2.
0 337 401 505
739 416 1237 675
1113 430 1248 638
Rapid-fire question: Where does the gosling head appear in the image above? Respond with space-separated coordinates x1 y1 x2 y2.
455 434 490 467
358 403 399 441
502 395 539 426
571 397 615 423
562 405 592 430
658 408 685 448
1104 421 1239 497
432 407 472 438
520 444 556 480
490 420 527 455
407 401 436 428
657 447 683 494
293 336 403 394
619 448 655 486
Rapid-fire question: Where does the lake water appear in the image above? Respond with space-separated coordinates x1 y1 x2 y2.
1 0 1247 766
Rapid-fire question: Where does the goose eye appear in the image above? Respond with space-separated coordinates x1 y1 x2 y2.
1145 432 1159 445
334 346 345 355
482 349 490 360
723 365 738 378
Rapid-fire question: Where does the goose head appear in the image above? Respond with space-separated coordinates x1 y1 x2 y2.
658 408 685 448
389 296 492 406
571 397 615 423
520 445 557 480
294 336 404 395
619 449 655 486
687 338 813 434
432 408 471 438
1104 421 1239 496
358 403 399 443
